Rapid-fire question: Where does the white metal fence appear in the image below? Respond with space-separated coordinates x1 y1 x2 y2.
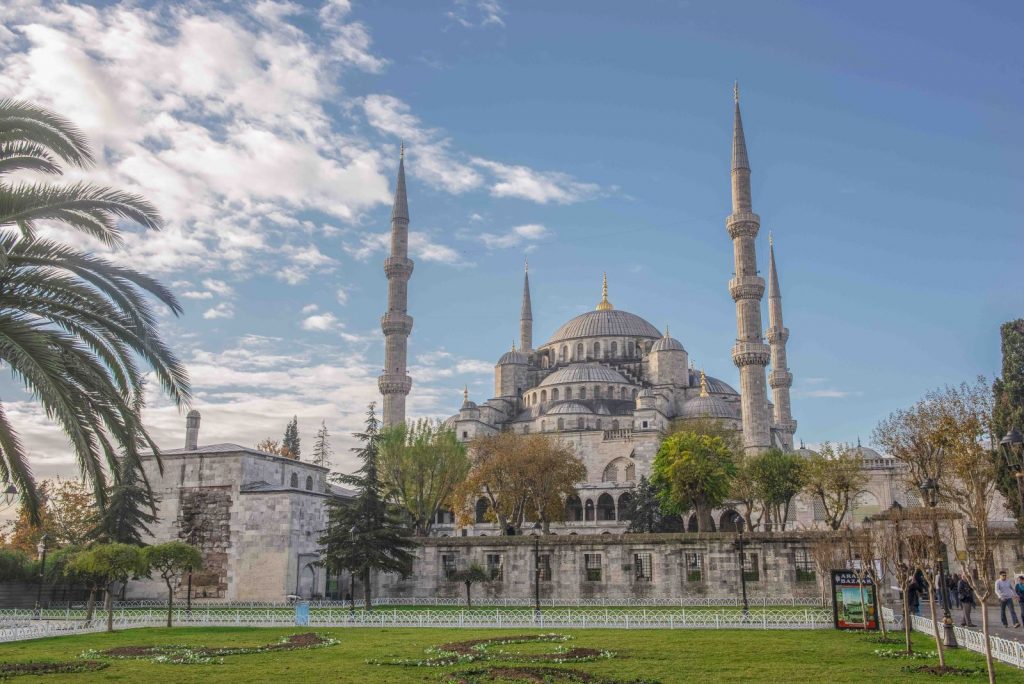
882 606 1024 670
89 596 826 609
0 607 834 642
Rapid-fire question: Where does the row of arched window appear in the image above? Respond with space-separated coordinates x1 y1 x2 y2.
535 339 658 368
289 473 315 491
527 386 638 406
564 492 634 522
541 417 622 432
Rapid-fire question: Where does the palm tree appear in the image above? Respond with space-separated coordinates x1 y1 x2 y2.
0 99 190 520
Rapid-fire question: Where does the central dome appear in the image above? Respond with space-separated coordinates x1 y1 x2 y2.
545 309 661 345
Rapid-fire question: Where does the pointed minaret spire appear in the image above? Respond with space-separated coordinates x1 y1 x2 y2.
596 272 613 311
766 235 796 449
520 257 533 352
379 149 415 428
726 83 771 453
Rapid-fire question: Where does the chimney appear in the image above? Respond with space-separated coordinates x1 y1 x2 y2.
185 409 201 450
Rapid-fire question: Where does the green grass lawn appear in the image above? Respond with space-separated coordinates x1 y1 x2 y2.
0 626 1018 683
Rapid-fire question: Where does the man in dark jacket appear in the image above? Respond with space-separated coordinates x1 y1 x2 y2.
956 575 976 627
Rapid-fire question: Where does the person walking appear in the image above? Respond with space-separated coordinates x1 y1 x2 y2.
908 570 921 616
948 574 961 609
995 570 1021 628
957 574 976 627
1014 574 1024 619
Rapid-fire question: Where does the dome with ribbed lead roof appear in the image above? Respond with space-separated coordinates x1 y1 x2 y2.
538 363 631 387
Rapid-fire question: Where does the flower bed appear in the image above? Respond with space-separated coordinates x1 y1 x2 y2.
443 665 658 684
0 660 108 678
370 634 614 668
81 632 338 665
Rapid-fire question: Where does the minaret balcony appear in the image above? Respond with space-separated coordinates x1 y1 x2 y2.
726 212 760 239
380 312 413 336
731 341 770 367
378 373 413 395
775 418 797 434
384 256 414 279
765 326 789 344
728 276 765 301
769 369 793 388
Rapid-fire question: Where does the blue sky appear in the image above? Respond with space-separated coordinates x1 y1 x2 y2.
0 0 1020 477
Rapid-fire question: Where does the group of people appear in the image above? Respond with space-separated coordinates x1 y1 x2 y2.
902 567 977 627
993 569 1024 629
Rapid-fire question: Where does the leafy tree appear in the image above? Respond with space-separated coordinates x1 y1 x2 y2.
0 100 191 521
749 448 805 530
651 431 736 532
143 542 202 627
69 543 147 631
318 403 417 609
378 420 470 536
2 479 97 553
728 452 763 531
92 459 157 545
993 320 1024 524
802 443 866 530
450 561 490 608
623 476 665 533
312 420 332 468
283 416 301 459
0 549 33 582
452 432 585 534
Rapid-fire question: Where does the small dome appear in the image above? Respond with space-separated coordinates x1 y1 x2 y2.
651 335 685 352
853 445 884 460
794 447 819 459
442 415 458 429
498 349 528 365
687 369 738 395
679 395 739 420
539 362 631 387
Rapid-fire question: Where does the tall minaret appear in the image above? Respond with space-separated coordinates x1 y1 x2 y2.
520 258 533 352
378 146 414 428
726 83 772 452
766 234 796 450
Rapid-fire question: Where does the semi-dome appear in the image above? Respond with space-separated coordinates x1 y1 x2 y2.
497 348 527 365
651 333 685 352
546 401 609 415
679 395 738 420
545 309 661 345
539 362 631 387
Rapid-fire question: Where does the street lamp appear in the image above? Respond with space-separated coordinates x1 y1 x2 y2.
1000 427 1024 516
732 513 749 619
919 478 957 649
34 535 47 620
532 522 542 619
2 484 16 507
348 525 358 617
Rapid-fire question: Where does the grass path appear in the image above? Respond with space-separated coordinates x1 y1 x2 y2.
0 626 1017 683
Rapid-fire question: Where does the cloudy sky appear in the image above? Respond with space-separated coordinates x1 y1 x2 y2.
0 0 1020 481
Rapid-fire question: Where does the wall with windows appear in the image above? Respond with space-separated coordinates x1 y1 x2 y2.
372 533 828 600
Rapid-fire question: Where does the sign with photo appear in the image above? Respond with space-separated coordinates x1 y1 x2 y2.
831 570 878 630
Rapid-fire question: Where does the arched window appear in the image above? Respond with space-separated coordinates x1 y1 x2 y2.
607 385 614 397
645 341 653 353
596 418 602 430
625 461 636 481
597 493 616 521
632 388 638 399
475 497 490 523
610 341 617 357
552 388 559 401
593 341 601 358
618 492 634 520
584 499 595 521
305 476 313 491
561 346 568 362
612 419 619 430
565 387 572 400
557 418 564 431
602 461 618 482
576 343 584 360
620 387 627 400
577 417 585 429
541 355 549 369
290 473 298 488
565 495 583 521
719 509 741 533
541 389 547 403
628 341 635 357
579 387 586 399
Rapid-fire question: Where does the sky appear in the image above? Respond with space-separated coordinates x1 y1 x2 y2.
0 0 1020 482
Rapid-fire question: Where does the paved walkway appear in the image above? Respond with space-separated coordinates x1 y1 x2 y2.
903 600 1024 644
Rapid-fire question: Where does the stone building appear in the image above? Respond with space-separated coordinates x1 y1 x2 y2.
127 411 348 601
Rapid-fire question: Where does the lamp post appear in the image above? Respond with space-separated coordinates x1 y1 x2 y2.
34 535 47 620
732 513 749 619
1 484 16 508
1000 427 1024 518
532 522 542 619
349 525 357 617
919 478 957 648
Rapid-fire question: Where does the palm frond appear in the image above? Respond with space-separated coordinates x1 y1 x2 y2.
0 141 62 175
0 99 94 168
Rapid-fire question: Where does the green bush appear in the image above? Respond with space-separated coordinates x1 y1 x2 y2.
0 549 35 581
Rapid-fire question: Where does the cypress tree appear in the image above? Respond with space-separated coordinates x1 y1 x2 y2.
312 420 332 468
994 319 1024 522
282 416 301 460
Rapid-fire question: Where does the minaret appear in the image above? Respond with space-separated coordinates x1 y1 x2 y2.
726 83 772 452
520 258 533 352
766 234 797 449
378 145 414 428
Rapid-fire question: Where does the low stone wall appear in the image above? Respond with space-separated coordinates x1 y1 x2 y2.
373 532 825 601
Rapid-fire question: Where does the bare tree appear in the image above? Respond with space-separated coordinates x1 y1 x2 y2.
869 507 916 652
852 528 888 639
809 534 847 607
906 515 947 668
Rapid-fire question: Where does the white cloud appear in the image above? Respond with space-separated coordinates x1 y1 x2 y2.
336 287 349 305
343 230 466 265
182 290 213 300
203 303 235 320
301 303 319 314
447 0 506 28
202 279 234 297
301 313 340 331
472 159 601 204
479 223 548 249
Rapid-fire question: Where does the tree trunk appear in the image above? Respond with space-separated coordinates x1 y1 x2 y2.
465 581 472 608
165 578 174 628
696 503 714 532
927 581 946 668
84 587 96 625
875 577 888 639
362 568 371 611
979 594 995 684
902 588 913 654
858 580 869 632
104 586 113 633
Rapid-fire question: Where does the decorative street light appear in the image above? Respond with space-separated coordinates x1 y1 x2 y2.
349 525 358 617
532 522 542 619
732 513 749 619
918 478 957 649
1000 427 1024 516
34 535 48 620
2 484 16 508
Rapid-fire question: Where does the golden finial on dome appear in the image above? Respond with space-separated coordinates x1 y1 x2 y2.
596 272 613 311
700 368 710 397
511 340 516 352
664 325 670 338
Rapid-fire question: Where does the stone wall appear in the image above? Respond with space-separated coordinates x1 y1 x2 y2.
373 532 824 600
176 486 232 598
